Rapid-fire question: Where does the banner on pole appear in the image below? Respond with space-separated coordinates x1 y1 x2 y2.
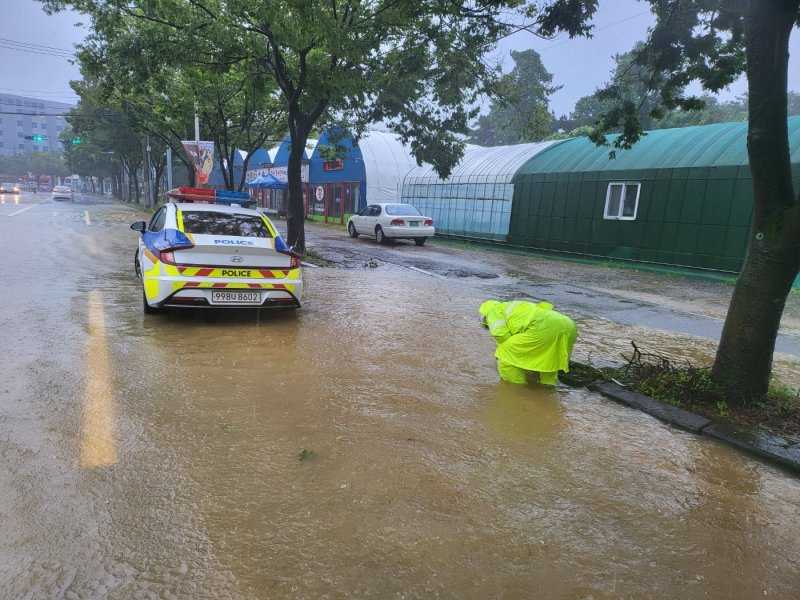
181 140 215 185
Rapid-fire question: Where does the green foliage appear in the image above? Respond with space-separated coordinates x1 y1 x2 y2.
40 0 526 251
298 448 315 461
469 49 559 145
535 0 800 401
613 342 725 408
768 381 800 412
0 152 69 181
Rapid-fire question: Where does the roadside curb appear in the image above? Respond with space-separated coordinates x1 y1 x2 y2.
580 379 800 475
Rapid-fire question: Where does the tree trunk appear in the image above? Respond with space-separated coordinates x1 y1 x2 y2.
286 113 311 253
154 156 166 202
712 0 800 401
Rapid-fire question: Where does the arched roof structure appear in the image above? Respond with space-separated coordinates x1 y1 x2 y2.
356 130 419 203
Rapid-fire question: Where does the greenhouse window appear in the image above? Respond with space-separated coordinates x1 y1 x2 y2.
604 182 640 220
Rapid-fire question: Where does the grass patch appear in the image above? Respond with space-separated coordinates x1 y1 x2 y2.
600 261 641 272
302 247 336 267
575 342 799 436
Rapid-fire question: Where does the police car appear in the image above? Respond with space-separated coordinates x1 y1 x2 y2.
130 188 302 313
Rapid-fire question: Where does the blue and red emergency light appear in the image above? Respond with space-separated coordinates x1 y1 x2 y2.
167 187 256 207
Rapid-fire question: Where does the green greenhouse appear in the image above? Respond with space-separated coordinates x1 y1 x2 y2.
509 116 800 275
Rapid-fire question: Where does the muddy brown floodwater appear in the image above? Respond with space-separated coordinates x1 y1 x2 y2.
1 198 799 598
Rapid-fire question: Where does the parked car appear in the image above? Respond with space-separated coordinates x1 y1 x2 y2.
347 203 435 246
130 195 303 313
0 182 20 194
51 185 73 201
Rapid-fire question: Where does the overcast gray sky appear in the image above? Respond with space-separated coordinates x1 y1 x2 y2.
1 0 799 117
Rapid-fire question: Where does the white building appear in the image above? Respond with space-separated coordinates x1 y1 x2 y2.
0 93 74 156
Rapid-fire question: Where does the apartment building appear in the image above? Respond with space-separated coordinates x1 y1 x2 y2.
0 93 74 156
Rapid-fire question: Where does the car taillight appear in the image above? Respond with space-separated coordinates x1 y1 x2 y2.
277 249 302 269
390 219 405 226
156 250 177 265
424 219 433 226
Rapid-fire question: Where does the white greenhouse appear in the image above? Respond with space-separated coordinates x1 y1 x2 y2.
401 141 559 240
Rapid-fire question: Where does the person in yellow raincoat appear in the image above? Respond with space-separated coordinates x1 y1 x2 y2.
479 300 577 386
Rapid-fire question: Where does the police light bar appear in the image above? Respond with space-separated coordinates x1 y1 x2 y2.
167 187 257 207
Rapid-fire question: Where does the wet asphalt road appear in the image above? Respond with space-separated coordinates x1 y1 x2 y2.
303 219 800 361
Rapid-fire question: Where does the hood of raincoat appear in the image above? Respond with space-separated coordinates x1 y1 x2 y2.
478 300 501 328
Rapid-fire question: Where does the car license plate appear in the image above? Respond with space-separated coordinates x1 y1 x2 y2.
410 221 419 227
211 290 261 304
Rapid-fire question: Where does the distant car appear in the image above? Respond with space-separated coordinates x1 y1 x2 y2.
347 202 435 246
130 196 303 313
52 185 73 201
0 182 20 194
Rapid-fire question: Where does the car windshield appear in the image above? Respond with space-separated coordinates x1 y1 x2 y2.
181 211 271 238
384 204 421 216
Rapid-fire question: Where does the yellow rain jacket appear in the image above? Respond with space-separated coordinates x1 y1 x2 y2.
479 300 577 385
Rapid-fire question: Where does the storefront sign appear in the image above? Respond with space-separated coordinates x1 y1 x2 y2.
245 164 308 183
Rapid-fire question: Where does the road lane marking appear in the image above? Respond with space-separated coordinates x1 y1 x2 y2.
406 265 445 279
81 290 117 468
84 210 91 225
8 203 40 216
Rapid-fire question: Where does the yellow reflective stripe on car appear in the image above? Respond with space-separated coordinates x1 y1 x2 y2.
260 215 276 237
176 209 185 232
144 279 160 299
176 282 291 289
177 267 291 278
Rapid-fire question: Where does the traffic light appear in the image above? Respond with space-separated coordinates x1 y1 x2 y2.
70 139 81 145
24 134 47 142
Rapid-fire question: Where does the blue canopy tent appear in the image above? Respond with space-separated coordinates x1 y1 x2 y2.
246 172 288 215
246 173 287 189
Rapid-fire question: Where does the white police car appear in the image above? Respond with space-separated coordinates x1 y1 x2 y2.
130 189 302 313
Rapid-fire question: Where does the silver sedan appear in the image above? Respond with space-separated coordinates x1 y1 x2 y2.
347 202 435 246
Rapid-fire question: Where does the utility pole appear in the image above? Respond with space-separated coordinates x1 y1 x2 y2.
141 137 152 207
146 136 154 206
166 147 173 191
194 108 202 188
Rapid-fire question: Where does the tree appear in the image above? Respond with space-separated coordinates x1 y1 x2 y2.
65 80 145 202
25 152 70 186
534 0 800 402
191 65 286 191
40 0 524 252
554 43 688 135
76 16 287 194
469 49 559 145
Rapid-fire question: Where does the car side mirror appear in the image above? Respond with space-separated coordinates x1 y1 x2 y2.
130 221 146 233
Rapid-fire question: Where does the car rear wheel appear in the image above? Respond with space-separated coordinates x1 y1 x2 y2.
375 226 387 245
142 288 160 314
348 222 359 238
414 237 426 246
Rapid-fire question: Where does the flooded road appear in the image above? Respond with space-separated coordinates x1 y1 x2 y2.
1 195 799 598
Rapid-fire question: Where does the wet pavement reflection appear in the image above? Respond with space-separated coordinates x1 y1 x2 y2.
0 199 798 598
